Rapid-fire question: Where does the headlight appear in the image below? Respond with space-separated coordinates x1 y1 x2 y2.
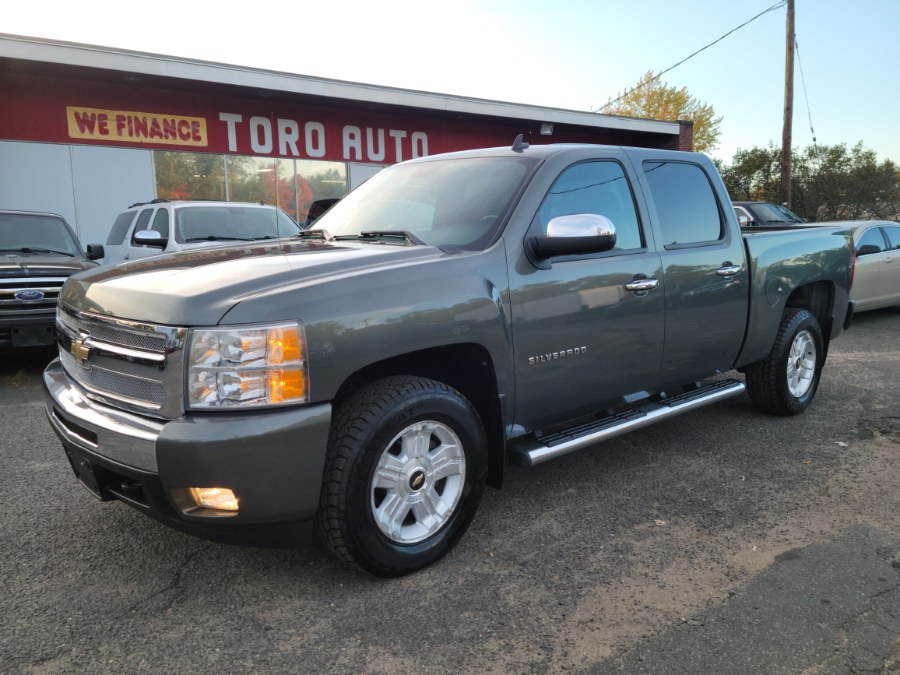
187 322 308 409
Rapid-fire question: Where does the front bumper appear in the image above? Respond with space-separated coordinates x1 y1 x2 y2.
0 310 57 347
43 358 332 546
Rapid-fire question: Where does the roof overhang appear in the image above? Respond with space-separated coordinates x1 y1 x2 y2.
0 33 680 137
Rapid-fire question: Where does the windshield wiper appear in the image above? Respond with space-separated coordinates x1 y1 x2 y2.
184 236 254 242
0 246 75 256
333 230 425 245
296 229 333 241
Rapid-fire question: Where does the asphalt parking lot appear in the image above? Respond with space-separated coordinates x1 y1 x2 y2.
2 309 898 674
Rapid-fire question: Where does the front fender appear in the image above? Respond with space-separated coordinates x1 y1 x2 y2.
219 246 514 406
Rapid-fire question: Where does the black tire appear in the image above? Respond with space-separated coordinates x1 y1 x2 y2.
317 376 487 577
745 308 824 416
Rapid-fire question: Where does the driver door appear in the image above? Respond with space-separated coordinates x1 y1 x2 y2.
508 158 664 431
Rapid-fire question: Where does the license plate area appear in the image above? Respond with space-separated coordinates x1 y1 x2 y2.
64 447 110 501
12 325 55 347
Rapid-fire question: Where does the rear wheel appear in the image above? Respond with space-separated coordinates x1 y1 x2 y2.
745 308 824 416
317 376 487 576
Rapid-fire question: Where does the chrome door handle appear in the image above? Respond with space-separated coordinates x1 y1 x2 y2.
624 278 660 292
716 263 743 277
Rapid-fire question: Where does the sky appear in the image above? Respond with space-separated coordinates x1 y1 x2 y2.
5 0 899 165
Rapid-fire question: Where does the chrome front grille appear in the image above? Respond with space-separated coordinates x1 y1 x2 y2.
56 302 187 420
60 350 167 407
0 276 67 313
78 321 167 353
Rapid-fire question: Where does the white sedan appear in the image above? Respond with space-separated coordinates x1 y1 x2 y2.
845 221 900 312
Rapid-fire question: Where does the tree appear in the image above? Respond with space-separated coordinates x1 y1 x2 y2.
719 141 900 222
792 143 899 221
717 144 781 203
602 70 722 153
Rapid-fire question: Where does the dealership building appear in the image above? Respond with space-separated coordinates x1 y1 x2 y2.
0 34 692 247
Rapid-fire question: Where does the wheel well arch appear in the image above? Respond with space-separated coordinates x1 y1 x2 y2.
785 281 835 357
332 344 506 488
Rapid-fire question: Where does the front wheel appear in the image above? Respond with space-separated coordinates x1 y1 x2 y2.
317 376 487 576
745 308 824 416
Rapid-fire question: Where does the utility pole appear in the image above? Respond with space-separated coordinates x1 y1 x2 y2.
781 0 795 207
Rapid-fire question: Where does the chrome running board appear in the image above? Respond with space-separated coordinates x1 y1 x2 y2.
510 379 746 467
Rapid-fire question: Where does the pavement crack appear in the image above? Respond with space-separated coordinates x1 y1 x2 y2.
123 548 203 615
838 579 900 633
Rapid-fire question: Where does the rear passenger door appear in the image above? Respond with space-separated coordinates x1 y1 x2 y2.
638 160 749 387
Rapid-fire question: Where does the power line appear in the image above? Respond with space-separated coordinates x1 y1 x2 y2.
794 39 817 147
594 1 786 112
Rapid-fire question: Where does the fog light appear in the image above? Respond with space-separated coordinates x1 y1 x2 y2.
188 487 239 512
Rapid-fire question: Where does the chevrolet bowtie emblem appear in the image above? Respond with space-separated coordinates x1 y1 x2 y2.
70 338 91 365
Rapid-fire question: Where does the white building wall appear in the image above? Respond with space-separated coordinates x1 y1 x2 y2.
0 141 76 227
348 163 384 190
70 145 155 246
0 141 155 246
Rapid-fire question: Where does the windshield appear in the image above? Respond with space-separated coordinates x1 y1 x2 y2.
175 206 299 242
314 156 538 250
0 213 80 255
749 203 804 224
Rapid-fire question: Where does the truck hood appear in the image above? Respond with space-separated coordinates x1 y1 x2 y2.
60 239 443 325
0 254 96 278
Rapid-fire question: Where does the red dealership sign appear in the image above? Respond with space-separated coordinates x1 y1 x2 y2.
215 112 429 163
66 107 208 146
0 70 638 163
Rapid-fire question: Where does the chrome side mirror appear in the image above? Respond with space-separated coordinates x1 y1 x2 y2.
133 230 167 248
527 214 617 268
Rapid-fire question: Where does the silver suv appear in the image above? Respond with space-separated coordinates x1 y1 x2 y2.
89 200 300 265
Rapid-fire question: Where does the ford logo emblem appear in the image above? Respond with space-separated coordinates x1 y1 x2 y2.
15 290 45 301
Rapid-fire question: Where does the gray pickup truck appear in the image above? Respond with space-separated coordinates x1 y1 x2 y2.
43 142 855 576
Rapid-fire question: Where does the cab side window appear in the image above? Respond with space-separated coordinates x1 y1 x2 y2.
107 211 137 245
533 161 643 252
130 209 154 245
150 209 170 239
643 162 723 247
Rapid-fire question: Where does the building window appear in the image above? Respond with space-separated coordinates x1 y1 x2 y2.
295 159 348 222
155 151 226 200
226 155 277 206
153 151 348 221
